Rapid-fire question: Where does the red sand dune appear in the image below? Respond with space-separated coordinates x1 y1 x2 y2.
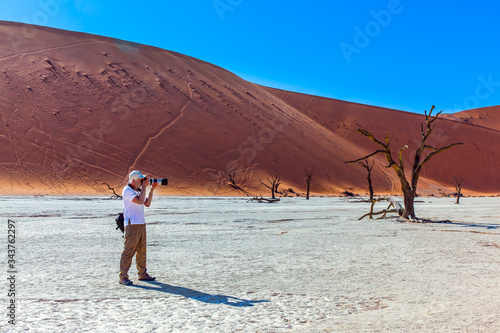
0 21 499 196
441 106 500 131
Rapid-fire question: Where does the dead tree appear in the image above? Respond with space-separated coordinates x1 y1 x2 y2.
225 170 251 196
358 159 375 201
346 106 464 220
102 183 122 199
259 174 281 199
305 169 313 200
451 176 464 204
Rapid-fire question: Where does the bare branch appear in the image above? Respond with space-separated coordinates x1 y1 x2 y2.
454 176 464 187
259 174 281 199
226 170 237 184
427 105 435 117
450 176 464 189
305 168 314 178
226 170 251 196
423 145 438 151
259 178 272 190
350 129 404 183
428 110 443 126
346 150 385 164
358 129 388 148
358 159 375 172
102 183 122 199
420 143 465 167
398 145 409 170
384 133 390 146
359 209 399 220
386 161 396 168
304 169 313 181
424 106 446 138
421 107 442 145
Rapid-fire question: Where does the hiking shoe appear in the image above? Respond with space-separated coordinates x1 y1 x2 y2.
119 278 133 285
138 273 156 281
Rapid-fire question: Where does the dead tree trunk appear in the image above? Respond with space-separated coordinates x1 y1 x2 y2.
451 176 464 204
259 174 281 199
359 159 375 201
403 192 415 218
305 169 313 200
346 106 464 220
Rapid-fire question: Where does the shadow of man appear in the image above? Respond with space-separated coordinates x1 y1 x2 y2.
131 281 270 307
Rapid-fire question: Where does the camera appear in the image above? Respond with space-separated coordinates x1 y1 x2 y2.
144 177 168 186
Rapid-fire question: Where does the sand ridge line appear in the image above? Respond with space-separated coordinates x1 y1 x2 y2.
377 163 396 192
0 95 15 106
130 84 192 170
0 41 108 62
56 137 130 166
5 117 27 181
81 132 134 155
60 156 124 178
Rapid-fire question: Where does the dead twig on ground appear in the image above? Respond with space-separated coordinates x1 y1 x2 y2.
358 197 403 220
247 195 281 203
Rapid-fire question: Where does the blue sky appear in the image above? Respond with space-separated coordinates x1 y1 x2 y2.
3 0 500 114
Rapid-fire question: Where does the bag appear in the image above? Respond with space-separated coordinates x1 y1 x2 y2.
115 212 124 233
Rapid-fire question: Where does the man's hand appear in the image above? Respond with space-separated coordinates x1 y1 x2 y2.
144 181 158 207
151 182 159 190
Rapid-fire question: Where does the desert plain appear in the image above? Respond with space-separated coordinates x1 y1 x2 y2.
1 195 498 332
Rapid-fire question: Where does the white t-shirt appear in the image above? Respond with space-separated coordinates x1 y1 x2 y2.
122 185 146 225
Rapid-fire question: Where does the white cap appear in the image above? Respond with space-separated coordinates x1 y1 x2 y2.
129 170 147 181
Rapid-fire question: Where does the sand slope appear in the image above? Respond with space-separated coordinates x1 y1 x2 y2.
0 21 499 195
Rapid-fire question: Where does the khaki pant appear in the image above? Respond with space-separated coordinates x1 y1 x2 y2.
119 223 147 279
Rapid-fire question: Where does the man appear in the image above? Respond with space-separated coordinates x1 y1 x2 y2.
119 170 158 285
